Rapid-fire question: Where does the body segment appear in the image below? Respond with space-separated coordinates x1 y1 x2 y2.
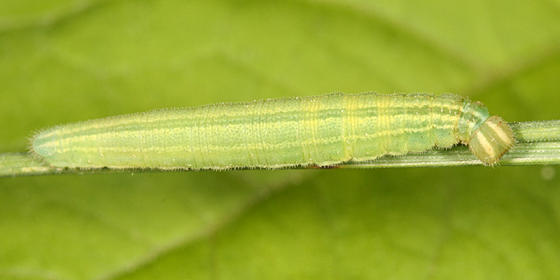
32 93 514 169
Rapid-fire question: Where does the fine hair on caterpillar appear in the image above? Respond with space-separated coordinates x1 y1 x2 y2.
31 93 515 170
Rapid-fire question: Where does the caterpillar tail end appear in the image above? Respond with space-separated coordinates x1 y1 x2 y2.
469 116 515 165
30 130 57 164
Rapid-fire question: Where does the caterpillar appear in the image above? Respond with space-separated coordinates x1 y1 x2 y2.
31 93 514 170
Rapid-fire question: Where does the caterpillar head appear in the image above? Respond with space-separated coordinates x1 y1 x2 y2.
468 116 515 165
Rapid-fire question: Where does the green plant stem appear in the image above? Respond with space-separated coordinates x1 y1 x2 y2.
510 120 560 142
0 153 61 177
343 142 560 168
1 120 560 177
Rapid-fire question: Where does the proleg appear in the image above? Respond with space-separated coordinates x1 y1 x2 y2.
31 93 515 170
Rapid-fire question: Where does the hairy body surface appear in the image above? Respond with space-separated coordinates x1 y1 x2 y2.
32 93 514 169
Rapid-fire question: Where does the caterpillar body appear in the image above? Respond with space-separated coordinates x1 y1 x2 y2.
32 93 514 169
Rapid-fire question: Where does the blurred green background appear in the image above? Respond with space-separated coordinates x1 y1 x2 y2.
1 0 560 279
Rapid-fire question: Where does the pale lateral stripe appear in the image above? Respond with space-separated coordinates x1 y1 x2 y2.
35 113 461 149
37 96 465 139
46 124 455 154
485 121 512 145
470 110 487 120
475 131 495 158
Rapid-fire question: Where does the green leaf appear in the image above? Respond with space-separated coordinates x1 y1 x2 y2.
1 0 560 279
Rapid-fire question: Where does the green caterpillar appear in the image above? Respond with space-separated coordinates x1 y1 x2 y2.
32 93 514 170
